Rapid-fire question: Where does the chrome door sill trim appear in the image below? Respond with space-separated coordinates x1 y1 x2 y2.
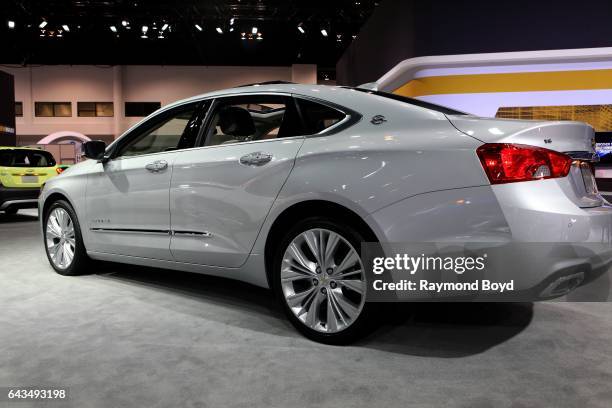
90 228 212 238
90 228 170 235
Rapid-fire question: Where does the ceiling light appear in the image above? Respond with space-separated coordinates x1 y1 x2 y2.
39 21 47 29
141 25 148 33
321 29 328 37
230 18 235 25
110 25 117 32
121 20 128 27
229 27 234 32
62 24 70 32
8 20 15 29
194 24 203 31
297 25 305 34
216 27 223 34
161 23 168 31
252 27 258 34
141 35 147 39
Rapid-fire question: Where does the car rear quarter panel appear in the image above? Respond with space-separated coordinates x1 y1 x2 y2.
251 98 491 254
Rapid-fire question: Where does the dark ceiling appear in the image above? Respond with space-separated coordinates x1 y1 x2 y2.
0 0 379 72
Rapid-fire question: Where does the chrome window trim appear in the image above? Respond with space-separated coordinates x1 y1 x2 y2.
106 91 361 161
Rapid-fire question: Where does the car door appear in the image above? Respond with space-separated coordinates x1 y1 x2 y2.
86 101 208 260
170 94 305 268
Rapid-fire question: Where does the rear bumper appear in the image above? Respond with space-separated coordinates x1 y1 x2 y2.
367 182 612 300
488 178 612 297
0 186 40 210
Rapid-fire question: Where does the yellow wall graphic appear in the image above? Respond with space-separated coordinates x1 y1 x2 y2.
393 69 612 97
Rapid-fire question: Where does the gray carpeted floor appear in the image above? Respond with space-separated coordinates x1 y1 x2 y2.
1 210 611 408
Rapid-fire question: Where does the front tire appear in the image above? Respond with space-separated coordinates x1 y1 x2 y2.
43 200 92 276
273 217 376 344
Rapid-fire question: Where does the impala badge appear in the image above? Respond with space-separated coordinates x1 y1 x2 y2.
371 115 387 125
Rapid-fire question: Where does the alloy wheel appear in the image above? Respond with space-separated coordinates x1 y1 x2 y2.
280 228 366 333
46 207 76 270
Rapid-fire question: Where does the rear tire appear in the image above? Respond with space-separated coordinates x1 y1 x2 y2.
272 216 377 344
43 200 93 276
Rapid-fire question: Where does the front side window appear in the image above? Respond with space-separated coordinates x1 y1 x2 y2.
115 102 204 158
203 95 303 147
0 149 56 167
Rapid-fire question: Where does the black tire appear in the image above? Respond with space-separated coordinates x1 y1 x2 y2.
272 216 378 344
4 208 18 215
43 199 93 276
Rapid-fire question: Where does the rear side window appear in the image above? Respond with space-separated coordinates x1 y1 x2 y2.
203 95 303 147
296 99 346 135
0 149 56 167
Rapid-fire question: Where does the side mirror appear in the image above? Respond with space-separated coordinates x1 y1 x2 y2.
82 140 107 161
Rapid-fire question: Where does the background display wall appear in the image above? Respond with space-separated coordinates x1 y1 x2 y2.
2 64 316 147
337 0 612 87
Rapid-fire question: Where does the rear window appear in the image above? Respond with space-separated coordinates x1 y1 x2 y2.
296 98 347 134
0 149 56 167
352 88 467 115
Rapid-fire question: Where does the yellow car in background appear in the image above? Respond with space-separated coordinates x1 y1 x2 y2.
0 147 67 215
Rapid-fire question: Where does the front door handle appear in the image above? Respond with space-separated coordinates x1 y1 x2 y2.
145 160 168 173
239 152 273 167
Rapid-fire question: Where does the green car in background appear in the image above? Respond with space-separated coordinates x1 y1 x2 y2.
0 147 68 214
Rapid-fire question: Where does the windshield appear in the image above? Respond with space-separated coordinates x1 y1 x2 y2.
352 88 468 115
0 149 57 167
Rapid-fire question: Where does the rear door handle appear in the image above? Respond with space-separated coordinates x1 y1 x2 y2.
145 160 168 172
239 152 273 166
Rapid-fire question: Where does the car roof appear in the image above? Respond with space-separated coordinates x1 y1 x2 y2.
167 83 360 109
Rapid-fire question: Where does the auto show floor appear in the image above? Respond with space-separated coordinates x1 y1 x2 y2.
1 210 612 408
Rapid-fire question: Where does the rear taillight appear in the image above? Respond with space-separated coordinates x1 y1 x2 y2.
55 167 64 174
476 143 572 184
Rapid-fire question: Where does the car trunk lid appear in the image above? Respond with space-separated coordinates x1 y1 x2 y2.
446 115 602 207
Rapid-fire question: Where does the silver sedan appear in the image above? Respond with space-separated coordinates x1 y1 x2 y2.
40 82 612 343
